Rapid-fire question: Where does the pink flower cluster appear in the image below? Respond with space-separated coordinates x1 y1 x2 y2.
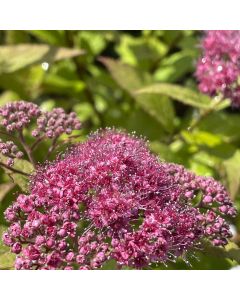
0 101 82 139
0 139 23 166
32 108 81 139
0 100 82 168
162 163 236 246
0 101 41 132
2 129 236 269
196 30 240 107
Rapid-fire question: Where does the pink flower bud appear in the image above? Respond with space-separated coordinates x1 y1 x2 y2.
11 242 22 254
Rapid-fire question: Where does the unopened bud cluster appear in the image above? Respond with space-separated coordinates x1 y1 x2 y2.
0 100 82 139
32 108 81 139
0 139 23 166
0 101 41 132
0 101 82 167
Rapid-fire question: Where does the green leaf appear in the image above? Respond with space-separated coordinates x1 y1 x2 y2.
198 112 240 142
0 155 34 192
0 65 45 98
100 57 146 92
29 30 66 45
10 159 34 192
0 226 15 270
101 58 175 132
204 241 240 265
223 150 240 200
101 259 118 270
153 241 239 270
149 141 176 162
136 94 175 133
116 35 168 71
135 83 213 109
43 74 86 96
181 130 223 148
124 108 167 140
153 50 197 83
0 183 15 203
0 91 19 106
77 31 107 56
0 44 85 75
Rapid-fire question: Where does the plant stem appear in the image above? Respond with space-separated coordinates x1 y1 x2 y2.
30 136 44 151
0 161 30 176
18 131 36 167
44 137 58 160
169 98 224 144
0 130 15 139
187 98 223 132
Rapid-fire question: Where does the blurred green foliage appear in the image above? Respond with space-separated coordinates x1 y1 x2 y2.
0 30 240 270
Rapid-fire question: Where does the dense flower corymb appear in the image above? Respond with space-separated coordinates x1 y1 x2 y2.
2 129 236 269
196 30 240 107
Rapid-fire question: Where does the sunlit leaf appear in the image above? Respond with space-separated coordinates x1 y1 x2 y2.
153 50 197 83
135 83 213 108
0 226 15 270
77 31 107 56
0 183 15 202
116 35 168 70
198 112 240 142
204 241 240 265
43 74 86 96
29 30 66 45
181 130 223 148
101 58 175 132
0 155 34 192
0 44 85 75
0 65 45 98
223 150 240 199
99 57 146 92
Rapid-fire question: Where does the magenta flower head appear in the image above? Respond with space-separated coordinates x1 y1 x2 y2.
196 30 240 107
2 129 236 269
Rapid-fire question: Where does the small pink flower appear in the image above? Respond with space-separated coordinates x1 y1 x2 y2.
11 242 22 254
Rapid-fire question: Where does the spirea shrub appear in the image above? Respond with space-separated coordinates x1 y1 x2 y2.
2 129 236 270
196 30 240 107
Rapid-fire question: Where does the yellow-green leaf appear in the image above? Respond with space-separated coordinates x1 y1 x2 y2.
101 58 175 132
0 226 15 270
135 83 213 109
0 155 34 192
223 150 240 200
0 183 15 202
0 44 85 75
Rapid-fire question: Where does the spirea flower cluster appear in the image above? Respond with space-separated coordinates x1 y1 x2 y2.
0 139 23 166
32 108 81 139
196 30 240 107
0 101 82 169
0 101 41 132
0 100 81 139
2 129 236 270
